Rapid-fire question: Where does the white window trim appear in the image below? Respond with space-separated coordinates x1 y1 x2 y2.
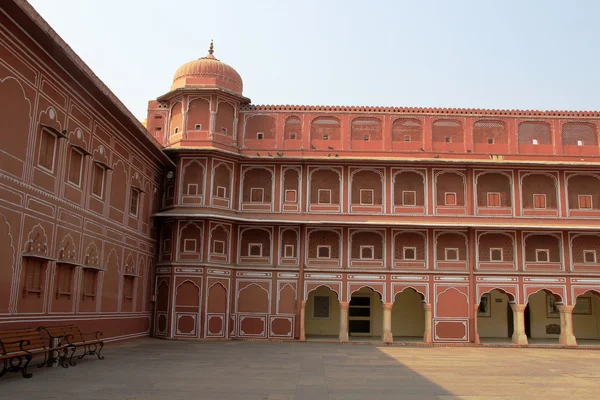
577 140 583 146
195 124 202 131
183 239 197 253
38 129 58 174
316 245 331 259
129 188 140 218
284 189 297 203
213 240 225 255
248 243 262 257
67 147 84 188
312 295 331 319
532 138 538 145
359 189 374 205
583 250 596 264
323 134 329 141
317 189 332 205
404 135 411 142
284 244 295 258
186 183 199 196
221 127 228 135
579 194 593 209
163 239 172 254
402 190 416 206
91 163 106 200
256 132 264 139
445 248 459 261
535 249 550 262
487 192 501 208
403 246 417 260
360 245 375 260
250 187 264 203
445 192 457 206
489 248 503 262
174 126 179 134
533 193 547 209
216 186 227 199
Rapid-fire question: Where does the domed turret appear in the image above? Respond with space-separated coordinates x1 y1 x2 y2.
171 41 243 95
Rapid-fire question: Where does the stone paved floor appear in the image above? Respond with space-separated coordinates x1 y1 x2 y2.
2 338 600 399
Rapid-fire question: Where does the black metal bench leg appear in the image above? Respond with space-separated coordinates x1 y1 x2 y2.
68 345 78 366
21 354 33 379
0 359 7 378
96 342 104 360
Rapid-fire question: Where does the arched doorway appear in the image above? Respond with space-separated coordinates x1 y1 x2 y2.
348 287 383 341
526 290 561 344
573 291 600 345
392 288 425 342
477 289 514 344
305 286 340 340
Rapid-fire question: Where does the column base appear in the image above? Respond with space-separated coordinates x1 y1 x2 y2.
560 334 577 346
339 332 349 342
512 333 528 345
382 332 393 343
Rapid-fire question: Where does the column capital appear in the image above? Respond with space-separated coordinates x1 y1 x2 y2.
339 301 349 309
557 304 575 313
422 302 432 311
301 300 307 307
383 302 393 311
509 303 527 312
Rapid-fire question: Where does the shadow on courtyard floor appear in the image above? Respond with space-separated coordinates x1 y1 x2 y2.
2 338 600 399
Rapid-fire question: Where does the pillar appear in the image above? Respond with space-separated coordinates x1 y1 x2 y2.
299 300 306 341
209 111 216 136
339 301 349 342
558 304 577 346
510 303 528 345
382 302 393 343
423 303 432 343
473 303 480 344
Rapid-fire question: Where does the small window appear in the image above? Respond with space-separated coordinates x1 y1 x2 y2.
360 246 374 260
360 189 374 205
38 129 57 172
445 248 459 261
323 134 329 141
221 128 227 135
183 239 197 253
403 247 416 260
490 248 503 262
404 135 411 142
290 133 296 140
284 244 295 258
82 268 97 299
317 245 331 259
23 258 44 296
285 190 297 203
250 188 264 203
577 140 583 146
195 124 202 130
186 183 198 196
155 127 162 131
584 250 596 263
56 264 73 298
91 163 105 199
216 186 227 198
174 127 179 134
213 240 225 255
487 138 494 144
487 193 500 207
123 276 135 300
313 296 330 319
532 138 538 145
402 191 416 206
130 188 140 217
248 243 262 257
154 115 163 120
67 148 84 187
318 189 331 204
579 195 592 209
536 249 549 262
363 135 369 141
163 239 172 254
533 194 546 209
256 132 264 140
445 192 457 206
445 137 451 143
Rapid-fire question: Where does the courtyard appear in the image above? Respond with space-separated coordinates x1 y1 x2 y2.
1 339 600 399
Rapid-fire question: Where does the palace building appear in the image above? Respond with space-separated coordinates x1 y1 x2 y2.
2 0 600 346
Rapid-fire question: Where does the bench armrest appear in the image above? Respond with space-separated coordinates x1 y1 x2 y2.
37 326 65 341
1 339 32 354
80 331 103 340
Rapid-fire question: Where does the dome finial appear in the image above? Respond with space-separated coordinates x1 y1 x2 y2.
208 39 214 55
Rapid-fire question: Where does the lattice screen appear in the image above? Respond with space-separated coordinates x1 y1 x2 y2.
521 174 557 208
524 235 560 262
308 231 340 258
476 173 512 207
567 175 600 209
478 234 513 261
351 231 383 259
283 169 299 191
571 235 600 263
213 164 231 198
392 118 422 142
436 173 465 206
394 232 426 260
432 119 463 143
284 116 302 140
243 169 272 202
436 233 467 260
310 170 340 203
246 115 276 139
518 122 551 144
182 162 204 195
562 122 598 146
310 116 341 140
351 170 382 204
351 117 382 140
473 120 507 144
240 229 270 257
394 171 425 206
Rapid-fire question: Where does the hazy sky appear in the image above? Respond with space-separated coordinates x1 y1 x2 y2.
28 0 600 120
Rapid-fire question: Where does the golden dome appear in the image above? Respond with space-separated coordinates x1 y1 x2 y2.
171 41 243 94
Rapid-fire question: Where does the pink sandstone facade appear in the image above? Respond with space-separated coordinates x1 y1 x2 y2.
3 0 600 345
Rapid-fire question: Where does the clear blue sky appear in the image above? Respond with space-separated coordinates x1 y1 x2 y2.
29 0 600 120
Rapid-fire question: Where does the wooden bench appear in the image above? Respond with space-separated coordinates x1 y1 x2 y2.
0 328 72 379
38 325 104 366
